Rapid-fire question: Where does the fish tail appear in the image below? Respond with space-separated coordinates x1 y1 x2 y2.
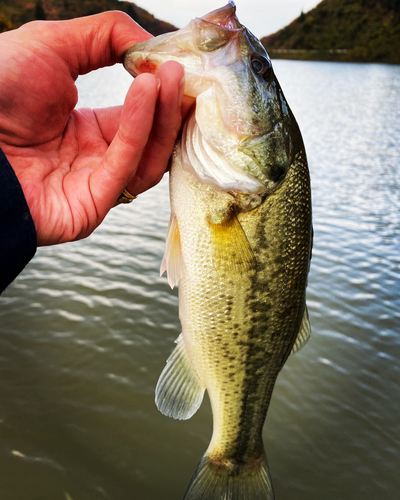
183 450 274 500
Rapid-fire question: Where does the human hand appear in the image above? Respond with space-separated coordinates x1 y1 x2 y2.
0 12 192 246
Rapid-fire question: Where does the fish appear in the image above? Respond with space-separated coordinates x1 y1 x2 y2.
123 2 312 499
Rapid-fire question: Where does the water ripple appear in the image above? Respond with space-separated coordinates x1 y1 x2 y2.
0 61 399 500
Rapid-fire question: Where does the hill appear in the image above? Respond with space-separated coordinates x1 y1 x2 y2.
261 0 400 64
0 0 176 35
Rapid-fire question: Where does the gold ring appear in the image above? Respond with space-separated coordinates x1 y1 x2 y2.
118 188 138 204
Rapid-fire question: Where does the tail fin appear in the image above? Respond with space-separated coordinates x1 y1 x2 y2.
183 451 274 500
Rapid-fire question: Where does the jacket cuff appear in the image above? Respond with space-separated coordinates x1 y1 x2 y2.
0 148 37 294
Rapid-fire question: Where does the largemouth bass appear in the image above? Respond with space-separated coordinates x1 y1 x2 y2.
124 2 312 499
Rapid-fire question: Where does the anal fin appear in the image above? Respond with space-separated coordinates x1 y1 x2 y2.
155 334 205 420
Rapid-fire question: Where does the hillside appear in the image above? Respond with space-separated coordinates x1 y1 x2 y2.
0 0 176 35
261 0 400 64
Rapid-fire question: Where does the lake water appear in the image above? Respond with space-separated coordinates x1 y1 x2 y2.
1 59 399 500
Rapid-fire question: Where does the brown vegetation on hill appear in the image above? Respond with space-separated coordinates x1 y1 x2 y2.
0 0 177 35
261 0 400 64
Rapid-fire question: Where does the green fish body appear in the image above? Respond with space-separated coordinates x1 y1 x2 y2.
124 3 312 498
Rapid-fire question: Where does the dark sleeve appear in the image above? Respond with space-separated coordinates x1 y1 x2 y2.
0 147 37 294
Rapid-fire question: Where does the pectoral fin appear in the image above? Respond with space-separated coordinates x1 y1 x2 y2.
209 208 256 274
156 334 205 420
160 214 184 288
290 306 311 355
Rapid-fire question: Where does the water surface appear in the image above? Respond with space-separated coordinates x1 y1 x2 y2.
1 61 399 500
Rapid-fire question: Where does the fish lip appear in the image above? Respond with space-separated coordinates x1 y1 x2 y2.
199 1 240 29
192 3 243 53
123 54 160 78
123 64 138 78
122 48 138 77
194 16 243 35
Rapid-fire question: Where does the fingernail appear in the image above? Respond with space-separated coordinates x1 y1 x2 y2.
155 75 161 92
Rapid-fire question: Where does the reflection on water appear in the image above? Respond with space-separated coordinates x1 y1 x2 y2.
1 61 399 500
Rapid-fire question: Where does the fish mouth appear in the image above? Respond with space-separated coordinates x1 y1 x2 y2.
123 2 243 80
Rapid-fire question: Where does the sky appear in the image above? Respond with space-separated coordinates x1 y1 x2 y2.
131 0 321 39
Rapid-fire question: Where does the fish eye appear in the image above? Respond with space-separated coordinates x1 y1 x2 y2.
250 54 271 78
